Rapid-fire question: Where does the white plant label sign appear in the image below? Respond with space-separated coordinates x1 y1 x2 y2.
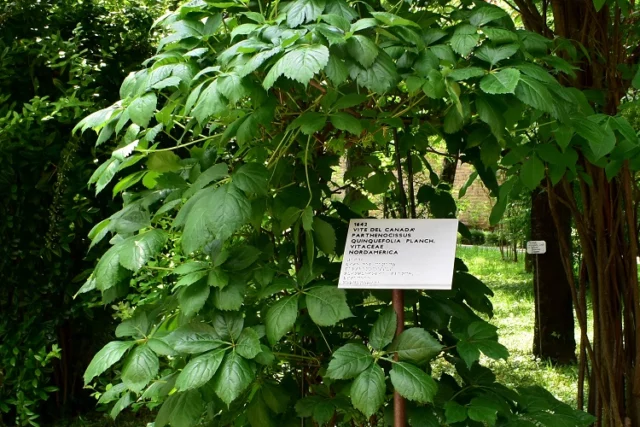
338 219 459 290
526 240 547 254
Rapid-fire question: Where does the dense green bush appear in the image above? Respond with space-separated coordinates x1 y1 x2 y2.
76 1 595 426
0 1 171 424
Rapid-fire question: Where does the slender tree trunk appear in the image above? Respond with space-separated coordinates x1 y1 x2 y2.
531 187 576 364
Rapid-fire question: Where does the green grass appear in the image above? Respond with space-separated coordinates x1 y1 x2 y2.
457 245 581 406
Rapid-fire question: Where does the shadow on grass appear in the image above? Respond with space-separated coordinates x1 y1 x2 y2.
457 245 581 407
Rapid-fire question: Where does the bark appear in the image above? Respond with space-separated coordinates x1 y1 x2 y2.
440 156 458 187
531 187 576 364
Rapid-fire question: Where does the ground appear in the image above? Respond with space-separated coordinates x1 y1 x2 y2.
458 245 581 406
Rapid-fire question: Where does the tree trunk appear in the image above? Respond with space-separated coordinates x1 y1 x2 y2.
440 156 458 186
531 187 576 364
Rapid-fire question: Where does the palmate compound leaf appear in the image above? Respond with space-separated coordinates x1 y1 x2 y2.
325 343 373 379
175 348 226 391
84 341 136 385
389 328 443 364
263 45 330 90
232 162 269 196
181 184 251 253
450 24 479 57
350 363 386 417
305 286 353 326
389 362 437 403
265 295 299 345
235 328 261 359
213 351 254 405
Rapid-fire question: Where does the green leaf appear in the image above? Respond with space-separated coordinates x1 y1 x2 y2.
370 307 397 350
122 345 159 393
312 217 336 254
520 156 545 190
475 95 505 139
593 0 606 11
287 0 326 27
148 339 177 356
470 5 507 26
155 391 204 427
370 11 420 28
84 341 135 385
480 69 520 94
214 282 245 311
390 328 443 364
330 112 362 135
476 43 520 66
448 67 485 81
326 343 373 379
236 328 262 359
118 229 167 272
183 163 229 199
346 35 379 68
353 51 399 93
483 27 519 44
264 45 330 89
182 184 251 253
325 56 349 85
468 397 500 425
290 112 327 135
94 246 127 291
389 362 437 403
265 295 299 344
450 25 479 57
164 322 224 354
514 76 555 114
350 364 385 417
116 311 149 339
178 280 210 318
212 311 244 340
364 173 391 194
305 286 353 326
127 93 157 128
571 116 616 160
214 352 254 405
110 392 133 420
233 163 269 195
176 349 225 391
633 66 640 90
422 69 446 99
445 401 468 424
147 151 181 173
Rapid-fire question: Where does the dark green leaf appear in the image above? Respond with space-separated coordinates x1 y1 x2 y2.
450 24 479 57
390 328 443 364
233 163 269 195
287 0 326 28
444 401 468 424
313 217 336 254
468 397 500 424
330 112 362 135
347 35 379 68
118 229 167 272
265 295 299 344
84 341 135 385
264 45 330 89
178 280 210 318
155 390 204 427
127 93 157 128
350 364 386 417
480 69 520 94
476 44 520 66
214 352 254 405
520 156 544 190
305 286 353 326
122 345 159 392
326 343 373 379
235 328 262 359
369 307 396 350
176 349 225 391
389 362 437 403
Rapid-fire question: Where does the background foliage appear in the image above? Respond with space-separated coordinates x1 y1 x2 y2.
0 0 173 424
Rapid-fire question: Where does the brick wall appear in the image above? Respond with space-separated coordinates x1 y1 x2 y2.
452 162 493 229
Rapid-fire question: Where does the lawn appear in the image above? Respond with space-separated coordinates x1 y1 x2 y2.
457 245 581 406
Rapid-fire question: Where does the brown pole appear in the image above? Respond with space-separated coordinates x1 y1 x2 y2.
393 289 406 427
392 129 407 427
